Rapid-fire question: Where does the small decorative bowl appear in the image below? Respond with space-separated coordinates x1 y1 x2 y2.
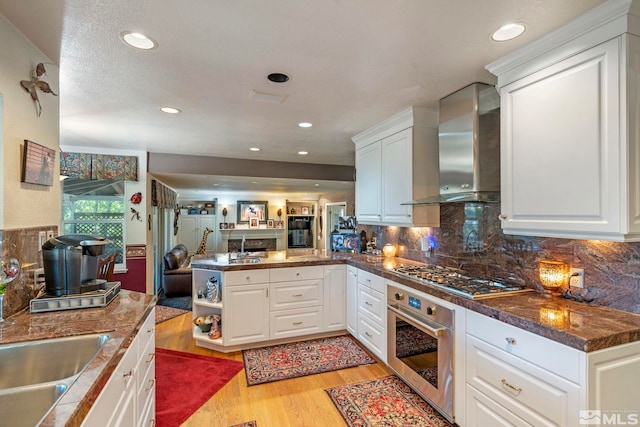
193 315 213 332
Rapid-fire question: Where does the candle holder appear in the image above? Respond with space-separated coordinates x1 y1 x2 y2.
538 260 569 297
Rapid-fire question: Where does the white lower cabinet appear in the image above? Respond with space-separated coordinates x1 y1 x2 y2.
346 266 358 336
193 265 347 351
466 310 640 427
355 268 386 363
82 308 156 427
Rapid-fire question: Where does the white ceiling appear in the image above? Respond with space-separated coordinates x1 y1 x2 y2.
0 0 605 193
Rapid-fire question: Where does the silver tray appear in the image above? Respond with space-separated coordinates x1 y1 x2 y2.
30 282 121 313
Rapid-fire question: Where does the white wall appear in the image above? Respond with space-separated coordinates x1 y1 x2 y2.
0 13 60 230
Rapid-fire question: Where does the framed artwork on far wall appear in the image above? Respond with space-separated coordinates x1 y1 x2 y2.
249 217 259 229
267 219 274 228
21 140 55 186
237 200 268 223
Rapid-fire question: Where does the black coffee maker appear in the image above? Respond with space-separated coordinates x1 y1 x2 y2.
42 234 110 296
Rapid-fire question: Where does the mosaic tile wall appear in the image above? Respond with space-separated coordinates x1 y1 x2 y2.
361 203 640 315
0 226 58 317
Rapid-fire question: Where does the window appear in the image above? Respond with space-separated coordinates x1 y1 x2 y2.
62 179 125 266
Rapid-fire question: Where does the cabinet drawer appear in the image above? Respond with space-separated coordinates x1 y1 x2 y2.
270 279 323 311
357 312 385 361
270 266 324 282
467 335 580 426
270 307 323 339
466 311 581 383
136 335 155 415
357 283 385 325
357 269 384 293
137 308 155 354
466 384 531 427
225 269 270 286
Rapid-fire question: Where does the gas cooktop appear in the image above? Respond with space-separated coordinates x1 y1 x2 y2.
391 264 532 300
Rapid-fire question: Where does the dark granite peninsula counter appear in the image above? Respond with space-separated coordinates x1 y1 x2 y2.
0 289 156 427
192 252 640 352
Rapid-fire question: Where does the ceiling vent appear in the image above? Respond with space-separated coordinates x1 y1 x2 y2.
249 90 288 104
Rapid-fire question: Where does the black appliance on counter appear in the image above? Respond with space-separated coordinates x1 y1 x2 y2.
42 234 110 296
287 216 314 248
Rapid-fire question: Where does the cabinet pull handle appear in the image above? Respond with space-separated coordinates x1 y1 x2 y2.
364 301 372 306
292 321 303 325
147 328 153 334
296 272 301 276
499 214 507 220
364 331 372 338
149 420 156 426
122 369 134 379
505 337 516 345
501 379 522 395
292 294 303 297
246 276 251 281
145 378 156 392
145 352 155 364
266 288 269 298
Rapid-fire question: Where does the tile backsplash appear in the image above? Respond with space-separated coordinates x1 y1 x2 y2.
0 226 57 317
361 203 640 315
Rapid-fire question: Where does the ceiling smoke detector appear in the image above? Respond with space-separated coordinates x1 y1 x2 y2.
267 73 290 83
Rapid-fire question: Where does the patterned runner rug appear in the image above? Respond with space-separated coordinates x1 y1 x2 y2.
155 305 189 324
243 335 376 386
326 375 453 427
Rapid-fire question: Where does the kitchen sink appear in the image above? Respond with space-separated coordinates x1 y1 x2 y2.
0 381 69 427
0 333 110 389
0 333 110 426
229 257 261 264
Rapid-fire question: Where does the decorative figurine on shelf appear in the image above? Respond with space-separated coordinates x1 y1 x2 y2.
277 208 282 220
0 254 20 324
195 228 214 255
222 207 228 223
209 315 221 340
129 192 142 204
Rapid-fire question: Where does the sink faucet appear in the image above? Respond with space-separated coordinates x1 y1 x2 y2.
240 235 246 257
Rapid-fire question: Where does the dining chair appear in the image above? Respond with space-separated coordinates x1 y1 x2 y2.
97 252 118 282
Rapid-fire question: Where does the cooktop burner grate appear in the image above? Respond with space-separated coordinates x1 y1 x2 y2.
391 265 531 299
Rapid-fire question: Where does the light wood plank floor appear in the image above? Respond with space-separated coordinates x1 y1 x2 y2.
155 313 393 427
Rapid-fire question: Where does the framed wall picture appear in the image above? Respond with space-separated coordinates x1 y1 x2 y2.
249 217 259 229
229 223 235 229
275 220 284 229
21 140 55 186
301 206 310 215
267 219 274 228
237 200 268 223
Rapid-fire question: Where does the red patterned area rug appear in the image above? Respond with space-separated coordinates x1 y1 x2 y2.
243 335 376 386
156 348 244 427
326 375 453 427
155 305 189 324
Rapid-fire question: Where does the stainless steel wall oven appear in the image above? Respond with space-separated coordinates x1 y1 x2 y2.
387 283 454 422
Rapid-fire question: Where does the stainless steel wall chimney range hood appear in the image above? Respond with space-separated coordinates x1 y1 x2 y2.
404 82 500 205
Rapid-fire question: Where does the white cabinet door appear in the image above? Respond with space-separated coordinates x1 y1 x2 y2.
177 215 215 253
500 38 622 239
355 141 382 223
224 284 269 345
323 265 346 331
346 266 358 336
381 128 413 224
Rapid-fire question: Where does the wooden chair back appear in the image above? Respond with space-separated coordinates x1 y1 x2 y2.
97 252 118 282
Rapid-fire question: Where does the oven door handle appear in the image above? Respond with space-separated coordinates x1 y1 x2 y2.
387 304 447 337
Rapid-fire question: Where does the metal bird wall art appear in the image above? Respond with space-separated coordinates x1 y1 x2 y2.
20 63 57 117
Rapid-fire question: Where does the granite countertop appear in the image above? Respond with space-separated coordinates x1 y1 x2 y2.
0 289 156 427
192 251 640 352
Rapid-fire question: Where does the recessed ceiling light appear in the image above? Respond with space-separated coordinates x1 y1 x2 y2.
298 151 308 155
251 181 258 184
121 31 157 49
298 122 312 128
249 147 261 152
213 183 219 186
491 23 526 41
314 183 319 187
268 73 289 83
160 106 180 114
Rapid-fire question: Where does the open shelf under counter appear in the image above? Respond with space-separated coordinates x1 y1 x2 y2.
192 326 223 346
193 299 223 310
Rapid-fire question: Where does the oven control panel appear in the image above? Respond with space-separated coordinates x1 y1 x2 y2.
408 296 421 310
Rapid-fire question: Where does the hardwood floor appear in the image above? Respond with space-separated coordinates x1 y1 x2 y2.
155 313 393 427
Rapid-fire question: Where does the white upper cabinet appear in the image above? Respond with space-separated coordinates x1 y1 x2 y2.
352 107 440 227
487 0 640 241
